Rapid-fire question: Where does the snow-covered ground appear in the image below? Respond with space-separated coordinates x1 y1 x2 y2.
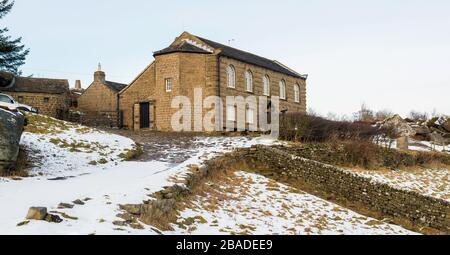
19 113 136 177
169 171 417 235
408 139 449 153
0 114 422 235
347 168 450 202
0 114 277 234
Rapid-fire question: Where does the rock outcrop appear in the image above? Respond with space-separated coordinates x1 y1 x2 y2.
0 108 25 173
378 114 416 138
378 114 450 146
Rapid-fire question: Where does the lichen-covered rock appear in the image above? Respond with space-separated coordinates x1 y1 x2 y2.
379 114 416 138
26 207 47 220
0 108 25 172
441 118 450 133
411 124 431 135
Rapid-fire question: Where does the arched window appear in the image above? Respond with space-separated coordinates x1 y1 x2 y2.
279 80 286 100
294 84 300 103
263 75 270 96
245 70 253 92
227 65 236 88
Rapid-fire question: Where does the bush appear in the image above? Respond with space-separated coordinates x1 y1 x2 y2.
280 113 380 143
283 139 450 170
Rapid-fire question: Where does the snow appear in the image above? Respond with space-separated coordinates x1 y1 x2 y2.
169 171 417 235
0 116 279 234
348 168 450 202
408 140 449 154
0 114 422 235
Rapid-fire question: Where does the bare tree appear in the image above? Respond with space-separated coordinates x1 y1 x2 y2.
408 111 429 122
354 103 375 122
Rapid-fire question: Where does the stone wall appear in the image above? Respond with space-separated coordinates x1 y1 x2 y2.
245 146 450 233
6 92 68 119
78 81 119 113
117 144 449 233
68 110 119 128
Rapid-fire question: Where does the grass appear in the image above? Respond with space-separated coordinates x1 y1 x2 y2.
281 139 450 170
118 145 143 161
24 113 73 135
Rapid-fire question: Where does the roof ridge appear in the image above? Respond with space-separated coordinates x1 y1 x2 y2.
195 35 275 63
193 34 306 79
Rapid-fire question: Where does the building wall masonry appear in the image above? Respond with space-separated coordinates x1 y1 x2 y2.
6 92 68 119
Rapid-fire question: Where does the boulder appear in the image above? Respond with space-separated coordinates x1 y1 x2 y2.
26 207 48 220
441 118 450 133
0 108 25 173
44 214 63 223
411 124 431 135
429 132 447 145
379 114 416 138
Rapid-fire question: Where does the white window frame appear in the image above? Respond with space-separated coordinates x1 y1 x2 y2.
226 105 236 121
165 78 172 92
227 65 236 88
263 75 270 96
294 84 300 103
279 80 286 100
246 108 254 124
245 70 253 92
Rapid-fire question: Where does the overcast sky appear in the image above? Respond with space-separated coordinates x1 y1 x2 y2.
4 0 450 117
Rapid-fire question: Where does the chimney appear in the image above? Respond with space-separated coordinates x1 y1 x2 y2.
94 63 106 83
75 80 81 90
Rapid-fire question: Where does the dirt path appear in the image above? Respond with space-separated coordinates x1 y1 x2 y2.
103 129 253 164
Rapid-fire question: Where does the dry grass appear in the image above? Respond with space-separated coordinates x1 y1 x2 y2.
24 113 72 135
118 145 143 161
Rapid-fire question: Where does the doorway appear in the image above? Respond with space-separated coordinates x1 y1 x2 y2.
139 102 150 129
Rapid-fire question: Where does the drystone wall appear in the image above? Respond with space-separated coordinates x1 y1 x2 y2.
245 145 449 233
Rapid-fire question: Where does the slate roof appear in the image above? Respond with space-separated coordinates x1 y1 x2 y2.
104 81 127 92
153 41 211 56
195 36 306 79
0 71 69 94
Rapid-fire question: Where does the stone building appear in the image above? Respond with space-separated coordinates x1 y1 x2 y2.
119 32 307 131
77 65 126 127
0 71 70 119
69 80 84 108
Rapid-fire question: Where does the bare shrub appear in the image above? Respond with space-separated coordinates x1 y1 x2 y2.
280 113 380 143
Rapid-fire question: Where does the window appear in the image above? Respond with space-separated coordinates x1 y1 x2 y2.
245 70 253 92
0 94 13 103
246 108 254 124
227 65 236 88
263 75 270 96
279 80 286 100
227 105 236 121
294 84 300 103
43 97 50 103
165 78 172 92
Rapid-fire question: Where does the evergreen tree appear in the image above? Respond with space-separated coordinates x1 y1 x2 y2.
0 0 29 75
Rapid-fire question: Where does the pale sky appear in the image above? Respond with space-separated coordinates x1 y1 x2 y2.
4 0 450 117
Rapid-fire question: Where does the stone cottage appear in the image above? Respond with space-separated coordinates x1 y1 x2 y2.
119 32 307 131
0 71 70 119
77 65 127 127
